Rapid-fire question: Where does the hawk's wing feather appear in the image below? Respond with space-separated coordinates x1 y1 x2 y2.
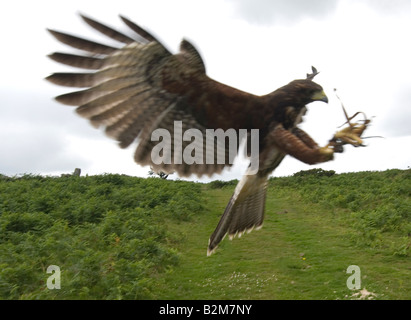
119 15 164 44
135 99 229 177
207 129 287 255
47 15 249 177
207 172 268 255
47 29 118 55
80 14 135 44
48 52 104 70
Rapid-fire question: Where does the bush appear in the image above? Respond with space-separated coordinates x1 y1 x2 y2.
0 174 204 299
207 179 239 189
293 168 336 177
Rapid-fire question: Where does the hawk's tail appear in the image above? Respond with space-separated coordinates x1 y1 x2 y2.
207 173 268 256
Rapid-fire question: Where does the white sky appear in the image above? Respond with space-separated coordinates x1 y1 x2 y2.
0 0 410 182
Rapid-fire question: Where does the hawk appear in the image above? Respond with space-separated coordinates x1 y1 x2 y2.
47 14 337 255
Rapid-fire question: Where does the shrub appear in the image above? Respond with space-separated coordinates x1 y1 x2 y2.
207 179 239 189
293 168 336 177
0 174 204 299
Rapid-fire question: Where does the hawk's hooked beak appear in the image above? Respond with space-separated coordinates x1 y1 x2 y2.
312 90 328 103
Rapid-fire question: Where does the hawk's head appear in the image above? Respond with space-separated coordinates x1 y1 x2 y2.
286 79 329 105
267 78 328 112
266 77 328 129
272 66 328 106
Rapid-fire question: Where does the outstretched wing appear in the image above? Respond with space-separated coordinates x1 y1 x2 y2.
47 14 259 177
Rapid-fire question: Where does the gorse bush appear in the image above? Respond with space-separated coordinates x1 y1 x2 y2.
0 174 203 299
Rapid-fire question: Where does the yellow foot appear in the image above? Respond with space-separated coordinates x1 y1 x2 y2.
319 147 334 161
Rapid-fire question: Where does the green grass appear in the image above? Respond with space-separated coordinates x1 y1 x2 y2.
0 170 409 299
153 187 410 300
153 169 411 300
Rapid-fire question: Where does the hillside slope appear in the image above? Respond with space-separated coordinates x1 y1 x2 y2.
155 170 410 299
0 170 409 299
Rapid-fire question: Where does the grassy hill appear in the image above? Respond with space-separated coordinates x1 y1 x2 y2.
0 169 409 299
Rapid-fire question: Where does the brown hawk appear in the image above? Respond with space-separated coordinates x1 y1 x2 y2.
47 14 337 255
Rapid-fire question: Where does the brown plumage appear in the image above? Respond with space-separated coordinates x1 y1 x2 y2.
46 14 335 255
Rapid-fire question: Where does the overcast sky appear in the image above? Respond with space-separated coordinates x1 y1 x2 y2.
0 0 410 181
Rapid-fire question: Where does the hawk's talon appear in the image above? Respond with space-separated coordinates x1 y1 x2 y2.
326 139 344 153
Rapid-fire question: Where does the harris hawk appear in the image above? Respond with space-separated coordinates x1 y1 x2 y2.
47 14 341 255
